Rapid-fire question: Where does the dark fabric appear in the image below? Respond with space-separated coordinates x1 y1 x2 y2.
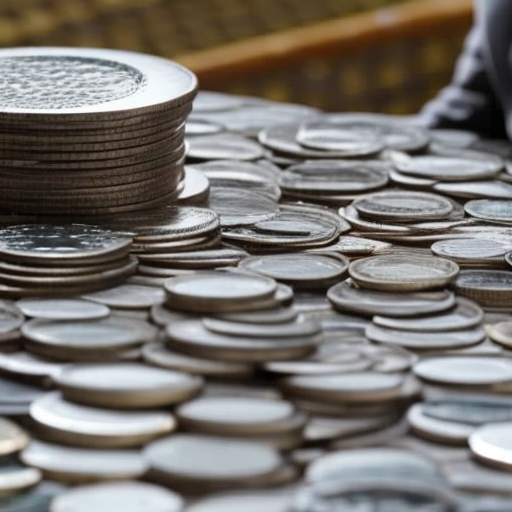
419 0 511 139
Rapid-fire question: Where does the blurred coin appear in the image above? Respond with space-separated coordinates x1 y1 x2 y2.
186 120 223 135
431 238 511 265
216 307 298 325
82 284 164 310
0 418 29 456
396 155 501 181
373 298 483 332
353 191 453 222
0 481 64 512
465 199 512 223
22 317 157 360
0 460 41 497
435 180 512 199
469 423 512 471
55 363 202 408
487 321 512 348
0 351 66 385
187 133 264 161
16 298 110 320
143 434 284 490
454 270 512 307
349 254 459 292
423 398 512 425
164 271 276 313
20 440 148 484
142 342 253 380
327 280 455 317
166 319 318 362
366 324 485 350
430 128 480 148
238 253 348 289
177 167 210 205
50 481 184 512
29 392 176 448
413 356 512 385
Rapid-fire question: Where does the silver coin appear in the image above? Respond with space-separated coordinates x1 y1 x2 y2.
187 134 264 161
469 423 512 472
431 238 512 263
435 180 512 199
423 398 512 425
465 199 512 223
16 298 110 320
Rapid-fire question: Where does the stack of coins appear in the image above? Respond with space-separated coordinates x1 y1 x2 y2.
0 47 197 215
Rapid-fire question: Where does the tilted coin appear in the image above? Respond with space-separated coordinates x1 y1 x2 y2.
366 323 485 350
178 167 210 205
238 253 348 289
193 90 246 112
0 225 131 265
0 301 24 334
16 298 110 320
143 434 284 490
407 403 473 445
50 481 184 512
55 362 202 408
373 298 483 332
186 119 223 135
487 321 512 348
353 191 453 222
29 392 176 448
0 351 66 385
166 319 319 362
0 481 64 512
423 398 512 425
413 356 512 386
176 395 304 436
464 199 512 223
207 187 279 227
22 317 158 360
396 155 501 181
431 238 511 264
434 180 512 199
216 307 298 325
429 128 480 148
469 423 512 471
327 280 456 317
142 342 254 380
20 440 148 483
164 271 277 313
454 270 512 307
349 254 459 292
82 284 165 310
187 133 264 161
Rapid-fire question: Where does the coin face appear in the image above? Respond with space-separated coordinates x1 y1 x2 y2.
413 356 512 385
469 423 512 471
465 199 512 222
82 284 165 309
55 363 203 408
353 191 453 222
50 481 184 512
431 238 511 262
187 133 264 161
0 225 131 264
0 47 197 116
349 254 459 292
423 399 512 425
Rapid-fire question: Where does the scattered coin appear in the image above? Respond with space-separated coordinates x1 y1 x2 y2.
16 298 110 320
0 460 41 497
82 284 165 310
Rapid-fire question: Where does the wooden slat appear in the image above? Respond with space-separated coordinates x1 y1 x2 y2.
176 0 473 86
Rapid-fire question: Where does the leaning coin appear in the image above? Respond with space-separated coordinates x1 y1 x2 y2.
29 392 176 448
20 440 148 484
50 481 184 512
469 423 512 472
0 418 29 456
16 298 110 320
413 355 512 386
0 460 41 497
349 254 459 292
54 363 203 408
486 321 512 348
327 280 456 317
373 298 483 332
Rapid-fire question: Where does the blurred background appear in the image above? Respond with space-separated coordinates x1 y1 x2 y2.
0 0 472 113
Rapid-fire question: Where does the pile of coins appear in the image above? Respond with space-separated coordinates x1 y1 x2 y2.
3 88 512 511
0 47 197 215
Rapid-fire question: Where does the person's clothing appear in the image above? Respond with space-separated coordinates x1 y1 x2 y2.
419 0 512 140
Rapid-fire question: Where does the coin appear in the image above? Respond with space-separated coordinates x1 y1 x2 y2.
413 356 512 385
327 280 455 317
423 398 512 425
396 155 501 181
353 191 453 222
373 298 483 332
0 418 29 456
22 317 158 360
0 481 64 512
431 238 511 265
0 225 132 265
187 133 264 161
29 392 176 448
49 481 184 512
469 423 512 472
454 270 512 307
0 461 41 497
20 440 148 483
82 284 165 310
465 199 512 223
366 323 485 350
166 319 319 362
238 253 348 289
164 271 277 313
54 363 203 408
0 351 66 385
143 434 285 491
486 321 512 348
16 298 110 320
349 254 459 292
435 180 512 200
